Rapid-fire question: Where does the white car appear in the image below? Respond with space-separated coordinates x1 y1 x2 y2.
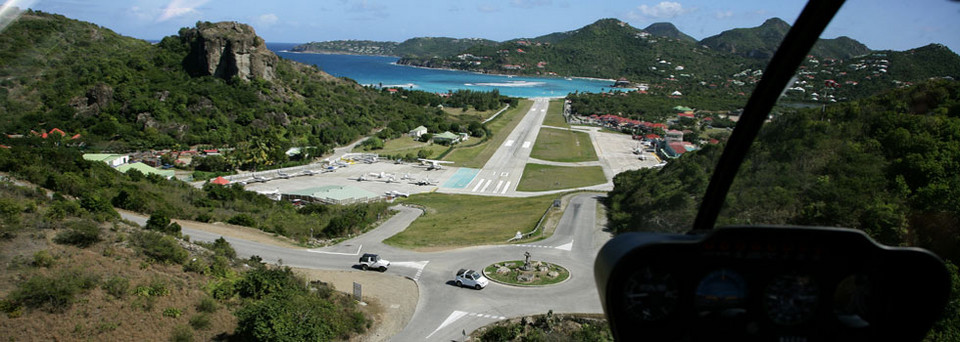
358 253 390 272
455 269 489 290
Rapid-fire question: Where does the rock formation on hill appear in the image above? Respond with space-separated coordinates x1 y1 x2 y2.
180 21 278 81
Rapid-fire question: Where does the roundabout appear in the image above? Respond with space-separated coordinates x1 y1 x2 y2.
482 252 571 286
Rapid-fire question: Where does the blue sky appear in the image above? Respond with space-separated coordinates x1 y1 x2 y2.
9 0 960 53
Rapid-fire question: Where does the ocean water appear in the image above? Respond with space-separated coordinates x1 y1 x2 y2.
267 43 613 98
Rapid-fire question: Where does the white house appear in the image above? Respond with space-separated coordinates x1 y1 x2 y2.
409 126 428 138
82 153 130 167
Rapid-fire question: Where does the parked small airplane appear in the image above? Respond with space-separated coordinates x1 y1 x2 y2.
277 171 291 179
386 190 409 198
350 175 368 182
412 178 437 186
252 175 269 183
417 158 454 170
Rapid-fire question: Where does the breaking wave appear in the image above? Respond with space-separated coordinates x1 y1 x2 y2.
465 81 546 87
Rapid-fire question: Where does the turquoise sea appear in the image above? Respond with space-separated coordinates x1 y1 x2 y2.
267 43 613 98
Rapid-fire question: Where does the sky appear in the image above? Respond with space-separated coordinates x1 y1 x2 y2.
6 0 960 53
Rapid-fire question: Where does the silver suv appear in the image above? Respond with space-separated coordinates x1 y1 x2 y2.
358 253 390 272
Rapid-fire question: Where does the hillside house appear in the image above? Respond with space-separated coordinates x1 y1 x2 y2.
83 153 130 167
409 126 428 138
432 131 461 144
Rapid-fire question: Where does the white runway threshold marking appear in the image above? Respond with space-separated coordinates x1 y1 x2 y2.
501 181 511 194
480 179 493 192
505 140 515 147
307 244 362 255
472 179 486 192
493 180 504 193
426 310 507 339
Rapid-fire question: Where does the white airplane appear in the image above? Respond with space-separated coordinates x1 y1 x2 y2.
400 173 413 180
350 175 368 182
417 158 454 170
277 171 291 179
412 178 436 186
369 171 395 179
301 169 317 176
252 175 269 183
386 190 409 198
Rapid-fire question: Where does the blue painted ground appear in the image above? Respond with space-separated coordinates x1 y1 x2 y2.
442 168 480 189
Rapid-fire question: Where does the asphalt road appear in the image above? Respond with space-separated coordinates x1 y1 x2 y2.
120 192 610 341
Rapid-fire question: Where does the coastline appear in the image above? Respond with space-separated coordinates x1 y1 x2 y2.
280 49 401 58
391 59 615 82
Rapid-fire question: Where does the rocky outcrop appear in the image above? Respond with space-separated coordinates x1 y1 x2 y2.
180 21 278 81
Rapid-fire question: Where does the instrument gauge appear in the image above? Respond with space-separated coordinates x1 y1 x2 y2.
622 266 679 322
763 273 819 326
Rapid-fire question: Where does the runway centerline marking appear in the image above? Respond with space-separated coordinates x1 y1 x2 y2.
505 140 515 147
522 141 531 149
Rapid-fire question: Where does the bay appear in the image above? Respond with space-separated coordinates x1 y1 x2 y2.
267 43 612 98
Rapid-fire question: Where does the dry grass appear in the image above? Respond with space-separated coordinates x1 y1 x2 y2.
0 225 236 341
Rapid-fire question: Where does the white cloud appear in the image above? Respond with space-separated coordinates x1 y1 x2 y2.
511 0 551 9
477 4 500 13
629 1 694 20
715 10 734 19
256 13 278 27
157 0 209 22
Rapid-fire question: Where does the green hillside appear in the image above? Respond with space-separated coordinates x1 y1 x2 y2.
0 11 501 171
700 17 871 60
292 37 498 58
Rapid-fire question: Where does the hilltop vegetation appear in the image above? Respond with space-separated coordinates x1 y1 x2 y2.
0 11 502 171
292 37 499 57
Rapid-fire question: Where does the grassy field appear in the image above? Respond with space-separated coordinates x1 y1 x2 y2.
443 100 533 168
352 136 449 160
516 164 607 192
530 128 598 162
441 105 505 121
541 99 569 128
384 192 558 249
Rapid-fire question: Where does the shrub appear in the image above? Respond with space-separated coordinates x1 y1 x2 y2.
196 297 218 313
480 325 519 342
170 324 193 342
102 276 129 299
53 220 102 248
188 313 211 330
131 230 187 264
32 250 55 268
227 214 257 228
7 269 99 312
162 307 182 318
183 258 208 274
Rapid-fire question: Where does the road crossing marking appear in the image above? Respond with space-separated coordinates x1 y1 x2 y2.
427 310 507 339
501 181 511 194
307 244 362 255
391 261 430 281
522 141 531 148
514 240 574 251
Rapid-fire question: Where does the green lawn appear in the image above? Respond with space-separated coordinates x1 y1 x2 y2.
441 105 504 121
541 99 569 128
516 164 607 192
352 136 448 160
384 192 557 249
530 128 598 162
443 100 533 168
